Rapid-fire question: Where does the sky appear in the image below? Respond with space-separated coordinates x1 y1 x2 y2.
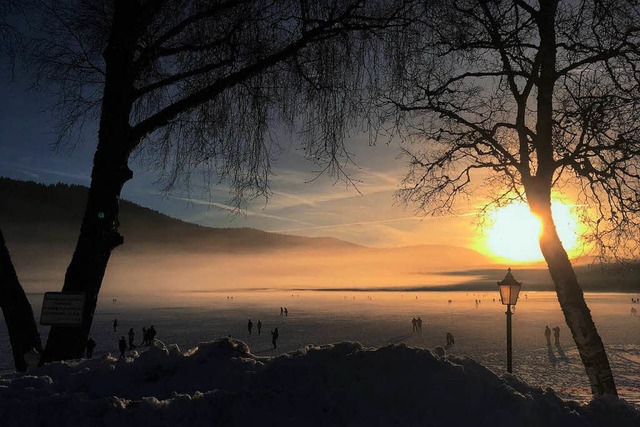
0 76 486 251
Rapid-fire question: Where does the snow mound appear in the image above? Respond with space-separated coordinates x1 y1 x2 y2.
0 339 638 426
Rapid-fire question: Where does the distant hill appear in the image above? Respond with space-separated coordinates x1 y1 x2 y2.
0 177 360 254
0 178 501 293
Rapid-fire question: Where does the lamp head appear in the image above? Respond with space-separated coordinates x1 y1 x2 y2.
497 268 522 305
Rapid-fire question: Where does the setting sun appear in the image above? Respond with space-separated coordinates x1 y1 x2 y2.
485 201 580 262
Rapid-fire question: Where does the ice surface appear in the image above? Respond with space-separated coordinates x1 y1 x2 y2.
0 290 639 426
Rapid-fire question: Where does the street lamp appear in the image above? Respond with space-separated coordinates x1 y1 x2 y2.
497 268 521 373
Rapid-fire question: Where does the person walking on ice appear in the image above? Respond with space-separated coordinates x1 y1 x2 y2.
257 320 262 335
271 327 279 349
118 337 127 358
148 325 157 345
446 332 455 346
544 326 551 346
553 326 561 347
128 328 136 350
248 319 253 335
86 338 96 358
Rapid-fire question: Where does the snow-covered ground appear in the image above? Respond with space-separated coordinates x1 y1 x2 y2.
1 290 639 426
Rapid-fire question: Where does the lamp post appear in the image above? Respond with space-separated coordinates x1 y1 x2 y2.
497 268 521 373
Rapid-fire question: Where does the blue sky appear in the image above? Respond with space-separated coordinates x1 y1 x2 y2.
0 73 482 249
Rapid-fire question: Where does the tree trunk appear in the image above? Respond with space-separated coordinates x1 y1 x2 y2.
528 188 617 396
40 0 138 363
525 0 616 397
0 228 43 371
40 164 132 362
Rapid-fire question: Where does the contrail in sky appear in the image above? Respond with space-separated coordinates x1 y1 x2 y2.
273 212 478 233
170 195 315 226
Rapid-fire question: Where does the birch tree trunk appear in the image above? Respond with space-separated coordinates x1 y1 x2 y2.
527 1 616 396
527 185 617 396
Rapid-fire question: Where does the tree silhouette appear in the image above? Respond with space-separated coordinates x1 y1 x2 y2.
0 0 43 372
1 0 415 364
380 0 640 396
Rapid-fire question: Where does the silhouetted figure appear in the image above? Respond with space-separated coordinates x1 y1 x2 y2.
284 308 288 317
553 326 561 347
271 327 279 349
257 320 262 335
411 317 417 332
22 347 40 372
148 325 157 345
417 317 423 332
446 332 455 346
632 307 637 316
280 307 284 316
113 318 118 332
545 326 552 346
128 328 136 350
86 338 96 358
118 336 126 358
142 327 148 346
248 319 253 335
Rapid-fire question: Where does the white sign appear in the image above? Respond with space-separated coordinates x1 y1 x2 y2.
40 292 85 326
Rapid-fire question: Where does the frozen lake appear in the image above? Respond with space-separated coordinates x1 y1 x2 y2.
1 290 639 404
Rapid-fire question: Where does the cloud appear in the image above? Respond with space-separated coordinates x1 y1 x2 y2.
169 195 315 226
0 160 90 183
264 166 401 213
273 212 477 234
19 169 40 179
272 216 423 233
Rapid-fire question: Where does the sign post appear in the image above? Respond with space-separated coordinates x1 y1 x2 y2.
40 292 85 326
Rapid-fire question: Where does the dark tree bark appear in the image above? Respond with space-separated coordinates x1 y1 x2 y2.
41 1 141 362
524 0 616 396
526 180 617 396
0 228 43 371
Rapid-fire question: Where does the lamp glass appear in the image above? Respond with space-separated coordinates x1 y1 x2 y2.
498 282 521 305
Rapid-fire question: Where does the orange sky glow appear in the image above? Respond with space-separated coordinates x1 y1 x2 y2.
475 200 587 263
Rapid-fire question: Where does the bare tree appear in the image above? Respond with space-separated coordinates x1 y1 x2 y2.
0 0 44 372
0 0 19 66
0 0 414 364
378 0 640 396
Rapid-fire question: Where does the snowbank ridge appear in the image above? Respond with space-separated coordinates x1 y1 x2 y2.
0 338 638 427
